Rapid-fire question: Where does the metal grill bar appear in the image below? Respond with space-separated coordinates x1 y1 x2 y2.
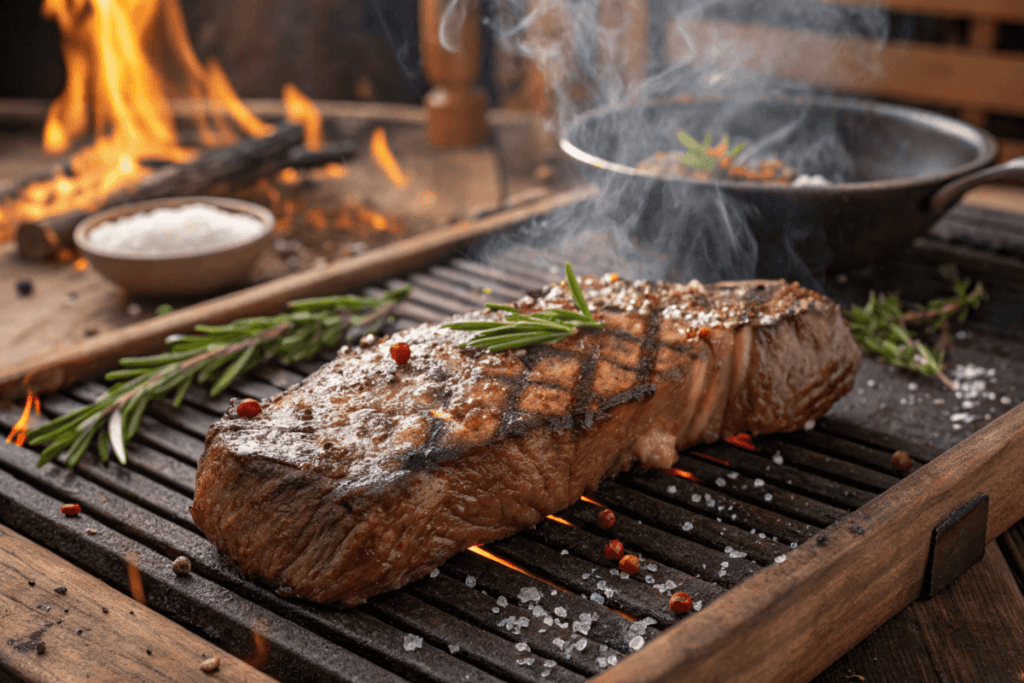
0 256 933 683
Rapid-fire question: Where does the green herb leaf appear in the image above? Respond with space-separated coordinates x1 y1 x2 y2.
444 261 602 352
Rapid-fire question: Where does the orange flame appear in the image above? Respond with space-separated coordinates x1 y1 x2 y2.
579 496 602 507
545 515 578 528
282 82 323 151
0 0 273 242
370 127 409 187
468 545 568 593
661 468 699 482
725 433 757 452
5 391 40 447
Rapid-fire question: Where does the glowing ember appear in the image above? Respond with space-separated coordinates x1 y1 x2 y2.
692 450 732 466
320 162 348 179
72 257 89 271
370 127 409 188
725 433 757 451
661 468 699 482
579 496 602 506
5 391 40 447
277 167 301 185
430 409 453 421
418 190 438 207
282 82 324 151
125 551 147 606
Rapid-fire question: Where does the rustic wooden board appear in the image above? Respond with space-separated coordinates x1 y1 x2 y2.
0 185 596 400
594 402 1024 683
0 523 273 683
813 541 1024 683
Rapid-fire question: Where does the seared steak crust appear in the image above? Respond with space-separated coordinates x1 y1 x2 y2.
191 277 860 606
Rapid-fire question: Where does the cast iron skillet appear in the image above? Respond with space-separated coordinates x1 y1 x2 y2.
560 94 1024 279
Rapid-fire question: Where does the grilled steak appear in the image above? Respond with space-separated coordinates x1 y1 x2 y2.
191 276 860 606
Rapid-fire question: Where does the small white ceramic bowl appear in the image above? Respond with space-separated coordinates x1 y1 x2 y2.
73 196 274 298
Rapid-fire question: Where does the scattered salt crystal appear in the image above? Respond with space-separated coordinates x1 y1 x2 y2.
575 638 588 651
590 593 605 604
561 549 569 555
804 419 816 431
727 471 739 480
691 494 701 503
516 643 530 652
88 203 266 257
715 477 726 487
682 521 693 532
544 616 554 626
775 554 787 563
552 638 566 649
646 575 655 584
629 636 645 651
1002 396 1013 405
764 493 773 502
516 658 535 666
791 542 798 549
753 478 765 488
667 485 677 494
492 607 500 613
693 601 702 612
729 550 747 558
908 382 918 391
598 657 608 668
465 576 477 588
866 379 876 387
449 644 460 654
608 655 619 665
646 563 657 572
772 452 784 465
554 607 567 617
429 569 440 578
403 634 423 651
497 596 508 607
724 546 734 554
545 660 557 668
721 561 729 568
519 587 543 603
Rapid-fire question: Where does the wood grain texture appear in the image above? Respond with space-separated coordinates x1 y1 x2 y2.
0 523 272 683
0 185 597 401
592 402 1024 683
814 541 1024 683
666 19 1024 115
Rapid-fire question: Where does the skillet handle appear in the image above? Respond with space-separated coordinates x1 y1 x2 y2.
930 156 1024 215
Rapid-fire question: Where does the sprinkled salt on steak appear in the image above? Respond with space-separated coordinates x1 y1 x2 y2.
191 276 860 606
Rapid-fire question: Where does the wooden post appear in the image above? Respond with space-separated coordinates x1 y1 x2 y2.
419 0 489 147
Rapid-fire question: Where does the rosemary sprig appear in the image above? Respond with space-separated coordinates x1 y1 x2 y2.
26 286 410 468
843 269 985 390
443 262 602 351
677 131 747 171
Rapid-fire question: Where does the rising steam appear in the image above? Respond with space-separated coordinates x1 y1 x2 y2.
470 0 889 286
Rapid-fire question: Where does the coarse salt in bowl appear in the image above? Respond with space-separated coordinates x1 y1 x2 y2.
73 196 274 298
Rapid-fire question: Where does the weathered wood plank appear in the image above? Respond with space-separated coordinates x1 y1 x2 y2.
0 523 273 683
594 402 1024 683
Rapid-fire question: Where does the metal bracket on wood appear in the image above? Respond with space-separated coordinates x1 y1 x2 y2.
922 492 989 598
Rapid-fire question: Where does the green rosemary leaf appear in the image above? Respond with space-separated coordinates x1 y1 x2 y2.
97 430 110 463
172 377 192 408
104 367 152 381
119 350 201 368
485 303 520 314
209 345 258 396
443 321 514 331
564 262 590 319
37 438 73 467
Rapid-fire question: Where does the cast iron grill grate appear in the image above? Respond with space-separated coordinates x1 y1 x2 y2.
0 256 939 683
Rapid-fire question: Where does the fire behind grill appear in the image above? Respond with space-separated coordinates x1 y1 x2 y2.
0 256 939 683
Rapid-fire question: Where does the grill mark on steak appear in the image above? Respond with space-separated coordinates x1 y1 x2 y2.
191 276 861 606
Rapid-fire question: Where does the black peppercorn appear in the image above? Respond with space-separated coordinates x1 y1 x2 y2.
16 279 33 296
